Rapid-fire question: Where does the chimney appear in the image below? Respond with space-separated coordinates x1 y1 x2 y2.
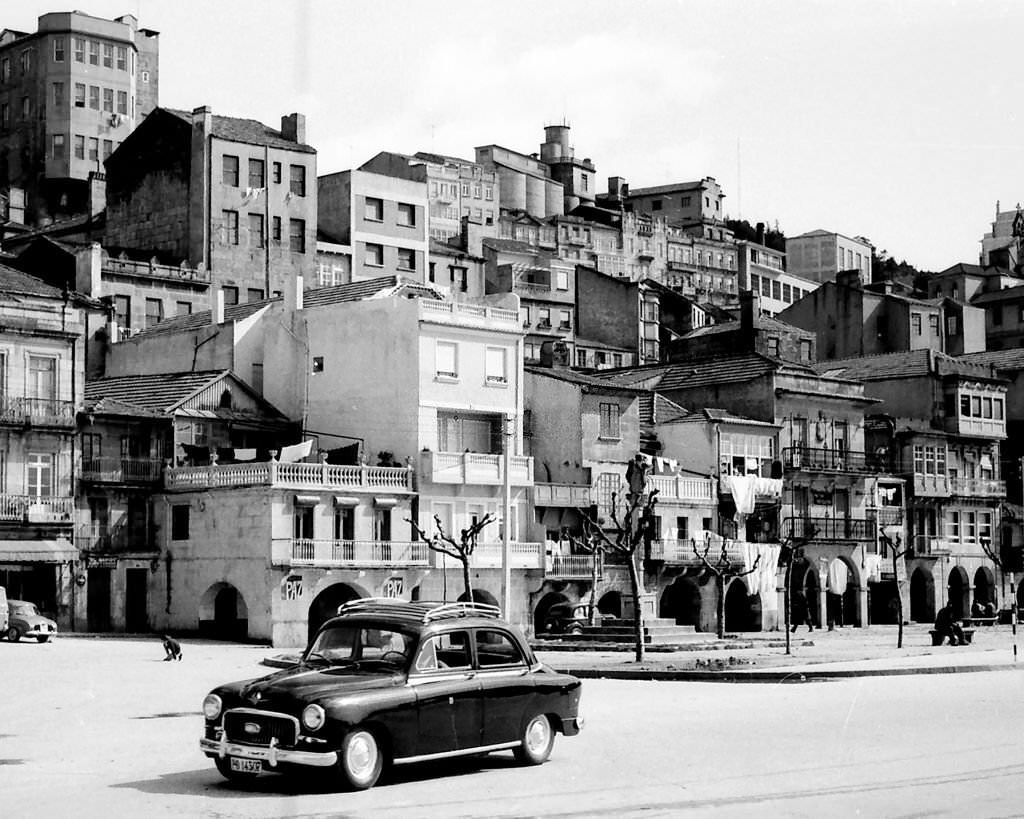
755 222 765 245
213 288 225 326
539 340 570 368
284 274 304 313
75 242 102 295
281 113 306 145
740 289 760 335
460 215 483 257
87 171 106 219
836 269 863 289
607 176 628 201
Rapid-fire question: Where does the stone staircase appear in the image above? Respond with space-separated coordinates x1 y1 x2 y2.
537 616 707 646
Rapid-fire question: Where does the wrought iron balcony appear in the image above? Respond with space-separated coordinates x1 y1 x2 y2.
82 456 164 484
785 516 876 542
545 553 602 580
782 446 892 474
272 539 429 568
0 396 76 428
0 494 74 523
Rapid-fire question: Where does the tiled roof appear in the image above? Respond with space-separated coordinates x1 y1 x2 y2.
959 349 1024 371
814 349 1001 381
933 262 986 278
626 181 704 197
650 394 690 423
302 277 443 308
669 407 778 427
595 353 783 392
481 237 552 256
593 364 675 388
164 109 315 154
131 298 275 338
525 366 641 393
0 263 65 299
969 284 1024 305
680 314 808 340
85 370 231 413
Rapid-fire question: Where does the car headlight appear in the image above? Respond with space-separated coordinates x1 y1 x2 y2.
202 693 223 721
301 704 325 732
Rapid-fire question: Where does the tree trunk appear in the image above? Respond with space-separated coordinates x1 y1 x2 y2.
627 549 645 663
894 552 904 649
589 553 599 627
462 558 472 603
717 575 726 639
783 558 793 655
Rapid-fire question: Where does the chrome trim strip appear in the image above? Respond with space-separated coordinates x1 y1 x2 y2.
392 740 521 765
200 738 337 768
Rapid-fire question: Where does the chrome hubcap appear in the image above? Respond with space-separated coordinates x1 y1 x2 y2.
346 732 377 780
526 717 550 753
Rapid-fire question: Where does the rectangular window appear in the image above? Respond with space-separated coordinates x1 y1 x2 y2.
222 286 239 306
559 309 571 329
397 202 416 227
374 508 392 541
289 164 306 196
53 37 65 62
772 280 781 300
766 337 780 356
74 38 85 62
116 45 127 71
397 247 415 271
28 356 57 400
53 82 65 109
556 270 569 290
334 506 355 541
293 504 315 539
171 505 190 540
88 137 99 161
599 402 621 439
51 133 65 159
20 50 31 74
114 294 130 330
116 90 127 114
89 85 100 109
436 341 458 378
145 298 163 328
102 42 113 68
364 197 384 221
248 213 264 247
222 155 239 186
102 139 113 159
289 218 305 252
175 301 193 316
27 453 54 498
485 347 507 384
365 243 383 267
538 307 551 328
782 283 792 302
89 40 99 65
74 83 86 108
102 87 114 113
222 210 239 244
800 339 813 362
248 158 265 188
272 162 282 183
947 315 958 335
911 313 922 336
272 216 281 242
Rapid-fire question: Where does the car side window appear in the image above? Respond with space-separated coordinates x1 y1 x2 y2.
475 629 526 668
415 630 472 671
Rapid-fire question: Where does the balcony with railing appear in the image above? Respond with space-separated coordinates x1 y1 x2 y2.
75 525 154 554
649 534 753 567
433 541 544 570
103 256 211 285
545 552 602 580
909 473 949 497
948 477 1006 499
421 451 533 486
272 539 429 568
648 475 715 503
165 461 414 492
910 535 953 557
785 516 876 542
0 396 77 428
782 446 892 474
533 482 592 508
418 299 520 330
0 494 74 524
82 456 164 484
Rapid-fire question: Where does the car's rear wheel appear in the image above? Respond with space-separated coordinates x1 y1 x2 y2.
214 756 262 783
337 727 383 790
36 635 51 643
8 626 21 643
513 714 554 765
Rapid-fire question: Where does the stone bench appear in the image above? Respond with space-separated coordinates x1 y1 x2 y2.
962 617 997 627
929 629 974 646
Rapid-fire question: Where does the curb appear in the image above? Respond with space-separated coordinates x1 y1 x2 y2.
559 663 1022 682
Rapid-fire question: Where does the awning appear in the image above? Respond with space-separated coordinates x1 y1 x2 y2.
294 494 320 506
333 495 359 507
0 538 78 562
373 497 399 508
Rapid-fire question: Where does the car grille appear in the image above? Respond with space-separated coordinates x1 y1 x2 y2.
223 709 299 746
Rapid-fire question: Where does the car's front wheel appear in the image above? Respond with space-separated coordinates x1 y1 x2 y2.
337 727 383 790
513 714 554 765
8 626 21 643
214 756 262 783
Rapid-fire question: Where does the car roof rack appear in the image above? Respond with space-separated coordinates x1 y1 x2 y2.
336 597 502 623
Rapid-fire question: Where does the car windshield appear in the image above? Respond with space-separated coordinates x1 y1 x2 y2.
304 624 413 668
10 602 38 617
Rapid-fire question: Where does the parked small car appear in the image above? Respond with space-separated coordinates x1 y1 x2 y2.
543 602 593 636
0 586 8 635
6 600 57 643
200 599 584 790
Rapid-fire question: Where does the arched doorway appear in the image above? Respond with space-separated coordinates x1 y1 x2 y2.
597 590 622 618
199 582 249 640
826 558 859 627
534 591 570 635
790 559 820 628
910 568 935 623
724 579 755 632
973 566 995 611
947 567 969 618
660 576 701 628
457 588 500 609
869 580 899 625
307 582 367 644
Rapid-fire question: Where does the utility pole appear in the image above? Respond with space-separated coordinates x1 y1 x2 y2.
501 412 513 620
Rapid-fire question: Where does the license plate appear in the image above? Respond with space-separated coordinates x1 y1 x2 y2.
229 757 262 774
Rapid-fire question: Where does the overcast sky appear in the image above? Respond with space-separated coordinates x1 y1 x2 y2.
16 0 1024 271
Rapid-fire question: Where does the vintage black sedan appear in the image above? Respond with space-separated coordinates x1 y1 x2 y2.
200 599 583 790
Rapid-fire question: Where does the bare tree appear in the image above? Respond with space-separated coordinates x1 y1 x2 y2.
408 513 495 601
563 489 659 662
878 527 909 649
559 526 602 627
692 534 762 639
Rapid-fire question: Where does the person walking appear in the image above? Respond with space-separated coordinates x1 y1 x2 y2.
791 589 813 632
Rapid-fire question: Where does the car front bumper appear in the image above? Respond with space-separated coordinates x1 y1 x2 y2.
23 625 56 638
200 737 338 768
559 715 584 736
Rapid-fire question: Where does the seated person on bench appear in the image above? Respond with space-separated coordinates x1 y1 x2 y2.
934 601 965 646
